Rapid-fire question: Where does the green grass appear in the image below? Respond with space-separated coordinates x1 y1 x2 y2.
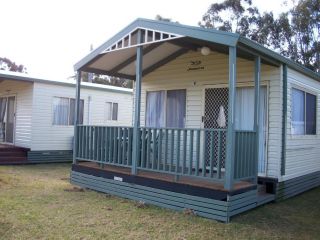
0 164 319 240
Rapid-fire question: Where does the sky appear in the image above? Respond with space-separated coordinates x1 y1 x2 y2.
0 0 290 80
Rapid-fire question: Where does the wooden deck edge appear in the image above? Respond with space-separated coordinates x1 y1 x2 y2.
70 170 260 222
72 164 232 200
276 171 320 201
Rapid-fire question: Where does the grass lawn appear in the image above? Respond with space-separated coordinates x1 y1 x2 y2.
0 164 319 240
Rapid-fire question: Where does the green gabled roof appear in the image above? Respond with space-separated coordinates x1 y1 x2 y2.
74 18 239 71
75 18 319 81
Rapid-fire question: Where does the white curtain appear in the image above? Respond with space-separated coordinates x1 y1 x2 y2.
0 98 7 142
0 98 6 122
53 97 69 125
291 88 305 135
112 103 118 121
105 102 112 120
69 99 84 125
235 87 267 173
166 90 186 128
146 91 165 127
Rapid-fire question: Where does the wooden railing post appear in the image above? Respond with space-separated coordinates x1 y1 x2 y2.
224 46 237 191
73 71 81 165
131 30 143 175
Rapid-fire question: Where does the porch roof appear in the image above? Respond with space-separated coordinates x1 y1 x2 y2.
75 18 320 81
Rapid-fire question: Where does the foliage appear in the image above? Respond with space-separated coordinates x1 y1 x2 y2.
200 0 320 73
0 57 27 73
155 15 178 23
80 71 133 88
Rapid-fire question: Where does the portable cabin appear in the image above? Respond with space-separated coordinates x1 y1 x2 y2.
0 71 133 164
70 19 320 222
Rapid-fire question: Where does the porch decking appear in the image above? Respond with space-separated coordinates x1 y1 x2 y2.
0 144 30 164
76 161 255 195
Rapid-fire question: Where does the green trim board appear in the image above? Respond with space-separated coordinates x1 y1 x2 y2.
28 150 73 163
281 65 287 176
276 171 320 201
70 169 258 222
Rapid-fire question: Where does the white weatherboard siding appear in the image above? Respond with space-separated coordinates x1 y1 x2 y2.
0 80 33 148
135 50 282 178
282 68 320 181
31 82 132 151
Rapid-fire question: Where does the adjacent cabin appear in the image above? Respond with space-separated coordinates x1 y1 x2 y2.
70 18 320 222
0 71 132 164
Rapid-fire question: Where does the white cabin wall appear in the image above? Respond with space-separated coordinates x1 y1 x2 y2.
31 82 132 151
134 50 282 178
282 68 320 181
0 80 33 148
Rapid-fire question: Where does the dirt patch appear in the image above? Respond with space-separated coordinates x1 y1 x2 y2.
134 201 148 209
0 178 8 185
183 208 196 216
63 187 85 192
60 177 70 181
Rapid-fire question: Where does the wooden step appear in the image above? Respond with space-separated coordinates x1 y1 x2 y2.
0 151 27 157
257 193 275 206
0 156 28 163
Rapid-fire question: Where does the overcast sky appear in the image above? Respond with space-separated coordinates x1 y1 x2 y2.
0 0 289 80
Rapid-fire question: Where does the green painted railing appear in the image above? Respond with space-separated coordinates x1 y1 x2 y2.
137 127 227 180
234 130 257 180
76 125 257 182
76 126 133 167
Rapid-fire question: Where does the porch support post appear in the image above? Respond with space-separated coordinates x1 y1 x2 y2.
224 46 237 191
131 30 143 175
254 56 261 183
73 70 81 165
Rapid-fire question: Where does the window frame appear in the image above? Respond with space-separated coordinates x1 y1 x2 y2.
52 97 84 126
291 87 317 136
145 89 186 128
105 101 119 121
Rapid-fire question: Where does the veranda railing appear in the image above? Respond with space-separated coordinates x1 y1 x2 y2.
75 125 256 181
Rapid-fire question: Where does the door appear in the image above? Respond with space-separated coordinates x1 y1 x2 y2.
203 88 228 168
204 87 267 174
6 96 15 144
0 96 15 144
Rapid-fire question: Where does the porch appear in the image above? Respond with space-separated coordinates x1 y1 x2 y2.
0 144 29 164
74 125 257 187
70 19 281 221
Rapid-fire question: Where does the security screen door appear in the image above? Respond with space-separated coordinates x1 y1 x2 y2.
204 87 267 174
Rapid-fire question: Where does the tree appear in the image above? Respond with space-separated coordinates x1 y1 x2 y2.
281 0 319 72
79 72 133 89
0 57 27 73
200 0 319 73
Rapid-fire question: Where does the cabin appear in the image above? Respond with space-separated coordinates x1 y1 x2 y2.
0 71 132 164
70 18 320 222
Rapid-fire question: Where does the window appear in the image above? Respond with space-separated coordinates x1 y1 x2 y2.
105 102 118 121
146 89 186 128
53 97 84 125
291 88 317 135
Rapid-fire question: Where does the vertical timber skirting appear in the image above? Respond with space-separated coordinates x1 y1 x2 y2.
70 170 258 222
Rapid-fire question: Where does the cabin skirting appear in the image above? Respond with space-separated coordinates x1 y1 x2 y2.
27 150 73 163
276 171 320 201
70 169 258 222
